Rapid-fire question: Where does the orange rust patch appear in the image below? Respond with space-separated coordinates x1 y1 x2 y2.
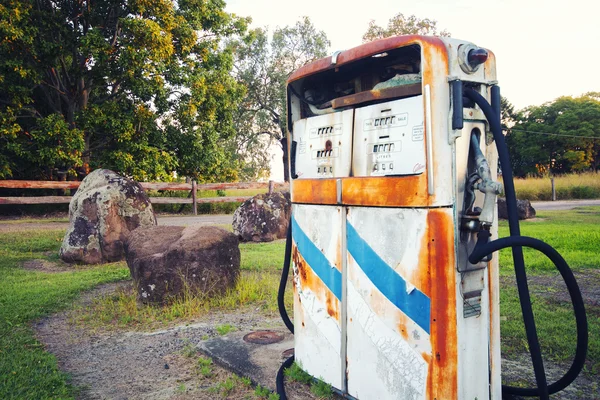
334 234 342 272
288 36 446 84
341 176 429 207
292 244 341 323
325 290 340 320
398 323 409 341
291 179 337 205
425 209 457 400
421 351 432 365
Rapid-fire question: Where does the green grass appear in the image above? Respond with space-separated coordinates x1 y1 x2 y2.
285 362 333 398
513 172 600 200
0 217 69 224
0 229 130 399
70 239 287 330
215 323 236 335
1 208 597 398
498 207 600 274
284 362 313 385
500 282 600 375
497 207 600 375
197 356 213 377
239 241 285 271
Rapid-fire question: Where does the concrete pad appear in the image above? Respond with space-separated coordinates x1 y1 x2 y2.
199 330 294 390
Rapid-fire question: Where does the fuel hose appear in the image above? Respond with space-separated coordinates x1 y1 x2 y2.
276 217 295 400
465 88 588 399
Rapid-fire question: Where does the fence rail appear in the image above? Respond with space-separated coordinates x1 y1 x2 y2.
0 180 285 215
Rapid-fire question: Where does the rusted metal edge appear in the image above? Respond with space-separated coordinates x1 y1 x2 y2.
287 35 445 84
331 84 422 109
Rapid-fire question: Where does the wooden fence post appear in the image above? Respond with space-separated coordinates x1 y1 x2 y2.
268 180 274 195
192 180 197 215
551 177 556 201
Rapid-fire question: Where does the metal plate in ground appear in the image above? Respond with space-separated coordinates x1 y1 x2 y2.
243 330 285 345
199 331 293 391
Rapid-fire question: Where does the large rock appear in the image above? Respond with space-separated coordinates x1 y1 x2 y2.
498 198 536 220
125 225 240 304
233 191 291 242
60 169 156 264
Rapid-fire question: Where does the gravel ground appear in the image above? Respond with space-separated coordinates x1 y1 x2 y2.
32 276 598 400
34 282 293 400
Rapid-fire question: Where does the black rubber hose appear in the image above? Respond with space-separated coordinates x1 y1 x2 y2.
465 89 588 398
469 232 588 395
276 355 295 400
276 220 295 400
465 87 549 399
278 218 295 334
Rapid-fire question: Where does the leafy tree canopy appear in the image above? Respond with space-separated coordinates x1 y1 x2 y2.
505 93 600 177
228 17 329 180
0 0 248 182
362 13 450 43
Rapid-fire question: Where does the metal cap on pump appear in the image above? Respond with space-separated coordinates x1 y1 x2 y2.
458 43 489 74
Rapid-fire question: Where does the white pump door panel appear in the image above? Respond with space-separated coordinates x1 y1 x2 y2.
353 95 425 177
292 110 354 179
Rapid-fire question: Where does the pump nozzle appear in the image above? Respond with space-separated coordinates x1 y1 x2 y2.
470 134 502 227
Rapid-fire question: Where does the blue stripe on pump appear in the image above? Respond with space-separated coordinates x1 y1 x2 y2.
291 216 342 300
347 222 431 334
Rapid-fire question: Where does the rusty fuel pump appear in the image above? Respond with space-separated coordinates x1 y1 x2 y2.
276 35 588 400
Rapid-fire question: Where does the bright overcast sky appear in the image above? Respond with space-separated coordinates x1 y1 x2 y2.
226 0 599 110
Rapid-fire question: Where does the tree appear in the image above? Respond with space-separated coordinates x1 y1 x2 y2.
362 13 450 43
505 93 600 177
229 17 330 181
0 0 248 182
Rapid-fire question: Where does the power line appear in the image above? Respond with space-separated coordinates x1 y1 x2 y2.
507 129 600 140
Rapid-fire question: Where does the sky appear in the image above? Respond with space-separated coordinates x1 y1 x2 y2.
225 0 599 181
226 0 599 110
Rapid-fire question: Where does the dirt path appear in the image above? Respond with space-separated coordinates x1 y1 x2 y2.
531 199 600 211
34 282 292 400
33 277 598 400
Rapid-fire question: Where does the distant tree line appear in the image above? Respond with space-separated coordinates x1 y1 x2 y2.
503 93 600 177
0 2 453 183
2 3 593 183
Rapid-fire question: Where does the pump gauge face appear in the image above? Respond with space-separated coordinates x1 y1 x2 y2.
292 109 354 179
353 95 425 177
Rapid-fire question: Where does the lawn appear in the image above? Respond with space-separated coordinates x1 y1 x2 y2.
0 230 129 399
497 206 600 377
0 207 598 398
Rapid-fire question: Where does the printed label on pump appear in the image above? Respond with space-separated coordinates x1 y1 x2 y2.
352 96 425 177
292 110 354 179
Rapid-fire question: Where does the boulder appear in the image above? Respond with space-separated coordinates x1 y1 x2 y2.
60 169 156 264
233 191 291 242
125 225 240 304
497 198 536 220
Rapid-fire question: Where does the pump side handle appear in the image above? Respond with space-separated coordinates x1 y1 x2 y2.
451 80 463 130
290 140 298 179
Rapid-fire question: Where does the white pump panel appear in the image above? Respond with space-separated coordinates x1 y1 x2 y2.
292 110 354 179
353 96 425 177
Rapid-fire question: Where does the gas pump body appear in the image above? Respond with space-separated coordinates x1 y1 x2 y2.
286 36 501 400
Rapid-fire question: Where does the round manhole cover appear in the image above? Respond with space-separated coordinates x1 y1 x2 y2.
282 348 294 358
243 330 285 345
